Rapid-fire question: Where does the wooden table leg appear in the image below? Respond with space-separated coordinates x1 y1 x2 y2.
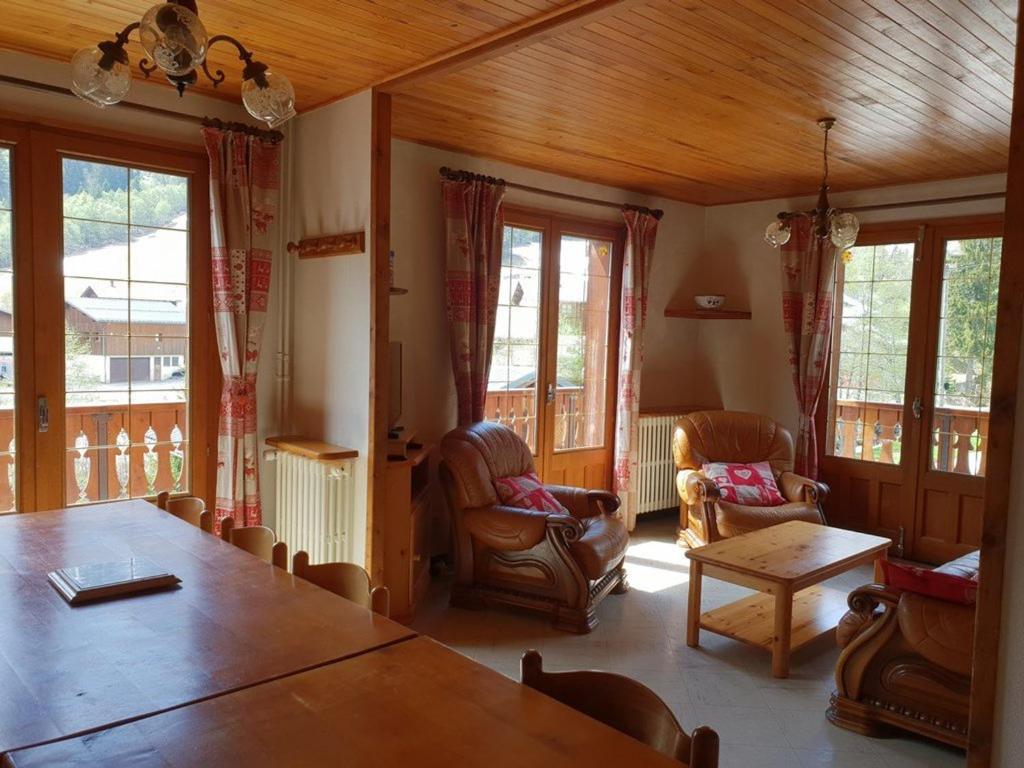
687 561 702 648
874 549 888 583
772 586 793 679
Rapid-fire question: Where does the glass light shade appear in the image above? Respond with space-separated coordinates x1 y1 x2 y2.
764 218 791 248
70 47 131 107
829 211 860 249
139 2 208 77
241 70 296 128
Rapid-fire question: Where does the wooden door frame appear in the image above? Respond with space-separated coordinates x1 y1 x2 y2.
967 7 1024 756
0 116 216 511
0 123 38 514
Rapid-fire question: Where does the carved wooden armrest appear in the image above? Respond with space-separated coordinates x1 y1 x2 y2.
678 469 721 505
545 512 585 542
778 471 830 505
847 583 902 614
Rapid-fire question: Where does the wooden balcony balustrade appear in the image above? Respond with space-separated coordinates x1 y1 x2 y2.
484 386 588 450
0 400 187 512
832 400 989 475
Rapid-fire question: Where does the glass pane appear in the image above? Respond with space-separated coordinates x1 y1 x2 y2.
130 226 187 283
62 157 191 504
930 237 1001 477
828 243 914 464
486 225 543 452
0 148 14 512
554 235 612 452
129 169 188 229
63 159 128 224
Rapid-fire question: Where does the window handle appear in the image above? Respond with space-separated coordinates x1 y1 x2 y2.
546 383 555 404
912 397 923 420
38 396 49 433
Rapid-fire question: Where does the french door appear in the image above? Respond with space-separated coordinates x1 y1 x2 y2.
485 208 622 488
820 216 1002 564
0 120 215 513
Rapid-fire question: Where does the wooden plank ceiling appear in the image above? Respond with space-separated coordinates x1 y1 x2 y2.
0 0 1015 204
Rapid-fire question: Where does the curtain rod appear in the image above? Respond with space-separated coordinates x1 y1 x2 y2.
439 167 664 219
841 191 1005 213
0 74 282 141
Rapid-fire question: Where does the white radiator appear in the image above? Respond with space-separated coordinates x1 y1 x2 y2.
273 451 357 565
636 413 683 516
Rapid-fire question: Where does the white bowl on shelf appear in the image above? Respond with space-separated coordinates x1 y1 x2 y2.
694 294 726 310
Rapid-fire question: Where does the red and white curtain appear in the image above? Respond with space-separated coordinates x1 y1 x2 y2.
203 126 281 529
780 216 838 478
441 172 507 425
613 208 660 530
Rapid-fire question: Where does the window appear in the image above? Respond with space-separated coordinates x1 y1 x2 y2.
0 146 14 511
62 158 190 503
829 241 915 464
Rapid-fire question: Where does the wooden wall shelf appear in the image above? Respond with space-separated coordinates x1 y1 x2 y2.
266 436 359 462
665 308 752 320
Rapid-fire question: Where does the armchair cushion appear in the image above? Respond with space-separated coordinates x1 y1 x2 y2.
702 461 784 506
494 472 567 514
882 560 979 606
569 514 629 581
715 500 824 538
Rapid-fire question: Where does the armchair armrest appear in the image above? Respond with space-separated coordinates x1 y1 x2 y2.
778 471 830 505
464 505 585 551
836 583 902 648
677 469 721 506
546 485 620 519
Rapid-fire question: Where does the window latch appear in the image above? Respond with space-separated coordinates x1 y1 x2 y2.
546 383 555 404
38 396 49 433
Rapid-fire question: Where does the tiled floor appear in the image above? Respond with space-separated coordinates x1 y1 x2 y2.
411 516 966 768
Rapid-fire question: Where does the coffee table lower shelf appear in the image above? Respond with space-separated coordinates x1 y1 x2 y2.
699 585 850 652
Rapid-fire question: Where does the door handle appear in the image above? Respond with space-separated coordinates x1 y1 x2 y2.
38 396 49 433
912 397 923 420
546 383 555 404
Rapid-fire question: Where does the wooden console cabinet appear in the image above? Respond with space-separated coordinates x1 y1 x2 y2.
381 445 434 622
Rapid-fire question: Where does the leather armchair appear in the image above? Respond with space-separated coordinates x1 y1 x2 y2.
828 550 978 748
673 410 828 547
440 421 629 633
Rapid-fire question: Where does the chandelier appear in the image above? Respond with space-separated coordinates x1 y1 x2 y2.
70 0 295 128
764 118 860 250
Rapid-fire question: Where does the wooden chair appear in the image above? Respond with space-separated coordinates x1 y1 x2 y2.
292 551 390 616
155 492 213 534
520 650 719 767
220 516 288 569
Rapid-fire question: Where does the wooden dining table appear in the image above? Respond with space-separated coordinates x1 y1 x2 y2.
0 500 415 755
1 636 684 767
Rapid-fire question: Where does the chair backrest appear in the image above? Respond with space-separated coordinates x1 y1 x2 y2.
520 650 719 767
440 422 535 510
673 410 794 476
220 516 288 569
292 551 390 616
156 492 212 534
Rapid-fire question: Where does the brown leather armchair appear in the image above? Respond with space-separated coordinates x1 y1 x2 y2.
440 422 629 633
673 410 828 547
829 550 978 748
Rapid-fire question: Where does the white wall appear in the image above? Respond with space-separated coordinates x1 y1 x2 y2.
699 174 1006 438
389 139 712 448
288 90 373 562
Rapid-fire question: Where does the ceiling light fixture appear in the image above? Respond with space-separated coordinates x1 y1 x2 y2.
70 0 295 128
764 118 860 250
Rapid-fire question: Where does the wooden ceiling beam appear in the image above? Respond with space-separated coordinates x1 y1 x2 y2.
371 0 643 94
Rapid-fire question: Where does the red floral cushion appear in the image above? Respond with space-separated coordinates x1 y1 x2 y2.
702 461 785 506
881 560 978 606
493 472 566 513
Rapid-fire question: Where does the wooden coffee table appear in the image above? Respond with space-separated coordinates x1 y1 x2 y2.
684 521 891 678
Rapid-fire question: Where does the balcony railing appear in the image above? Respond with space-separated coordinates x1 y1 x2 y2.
484 386 587 450
0 400 187 511
832 399 989 475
